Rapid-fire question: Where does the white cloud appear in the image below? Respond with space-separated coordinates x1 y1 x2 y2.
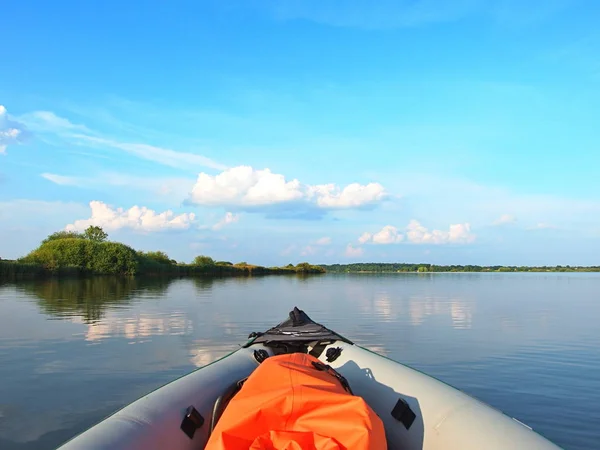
301 245 317 256
19 110 91 134
281 244 297 256
358 232 372 244
315 236 331 245
527 222 557 230
493 214 517 226
308 182 386 208
359 220 475 245
41 171 194 202
73 135 226 171
41 173 80 186
212 212 240 230
372 225 404 244
17 109 225 171
345 244 364 257
0 105 27 154
189 166 386 211
65 201 196 232
406 220 475 244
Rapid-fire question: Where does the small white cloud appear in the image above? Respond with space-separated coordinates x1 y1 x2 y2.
281 244 297 256
358 232 372 244
372 225 404 244
359 220 475 245
188 166 386 211
74 135 226 171
41 172 194 202
527 222 557 230
65 201 196 232
345 244 364 257
0 105 27 154
41 173 81 186
493 214 517 226
406 220 475 244
308 182 386 208
212 212 240 230
301 245 317 256
18 109 225 171
19 110 91 133
315 236 331 245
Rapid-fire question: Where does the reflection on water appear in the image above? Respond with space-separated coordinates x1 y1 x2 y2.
0 273 599 450
17 277 174 323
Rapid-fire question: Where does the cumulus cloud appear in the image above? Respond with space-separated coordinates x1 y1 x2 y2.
372 225 404 244
359 220 475 245
308 182 386 208
0 105 27 154
493 214 517 226
345 244 364 257
315 236 331 245
188 166 386 212
212 212 240 230
65 201 196 232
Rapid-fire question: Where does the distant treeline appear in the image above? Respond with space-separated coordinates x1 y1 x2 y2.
0 226 325 280
320 263 600 273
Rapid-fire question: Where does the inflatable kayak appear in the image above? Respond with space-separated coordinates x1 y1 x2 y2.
58 307 561 449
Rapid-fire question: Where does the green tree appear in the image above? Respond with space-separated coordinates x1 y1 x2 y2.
42 230 83 244
193 255 215 266
139 251 173 265
83 226 108 242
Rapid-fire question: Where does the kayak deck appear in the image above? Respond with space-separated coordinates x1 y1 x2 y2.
58 308 562 450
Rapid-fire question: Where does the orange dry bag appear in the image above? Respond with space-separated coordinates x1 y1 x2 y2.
205 352 387 450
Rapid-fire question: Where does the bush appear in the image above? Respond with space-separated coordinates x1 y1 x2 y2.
42 231 84 244
193 255 215 266
138 251 173 265
21 238 138 275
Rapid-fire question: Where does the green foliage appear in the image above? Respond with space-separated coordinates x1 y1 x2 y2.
21 238 138 275
321 263 600 273
193 255 216 266
42 230 84 244
83 226 108 242
3 229 328 279
138 251 173 265
295 262 326 274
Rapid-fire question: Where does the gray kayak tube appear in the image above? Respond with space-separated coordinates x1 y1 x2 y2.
58 307 562 450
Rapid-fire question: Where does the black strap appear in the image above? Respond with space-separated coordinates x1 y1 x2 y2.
254 349 269 363
325 347 342 362
311 361 354 395
391 398 416 430
309 342 327 358
209 378 247 436
180 405 204 439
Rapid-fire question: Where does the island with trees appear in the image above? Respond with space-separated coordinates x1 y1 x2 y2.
320 263 600 273
0 226 325 280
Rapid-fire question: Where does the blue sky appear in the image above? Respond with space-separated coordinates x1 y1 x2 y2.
1 0 599 265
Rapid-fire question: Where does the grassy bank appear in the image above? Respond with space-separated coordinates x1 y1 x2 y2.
320 263 600 273
0 227 325 280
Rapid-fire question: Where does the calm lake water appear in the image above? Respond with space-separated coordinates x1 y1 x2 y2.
0 273 599 449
